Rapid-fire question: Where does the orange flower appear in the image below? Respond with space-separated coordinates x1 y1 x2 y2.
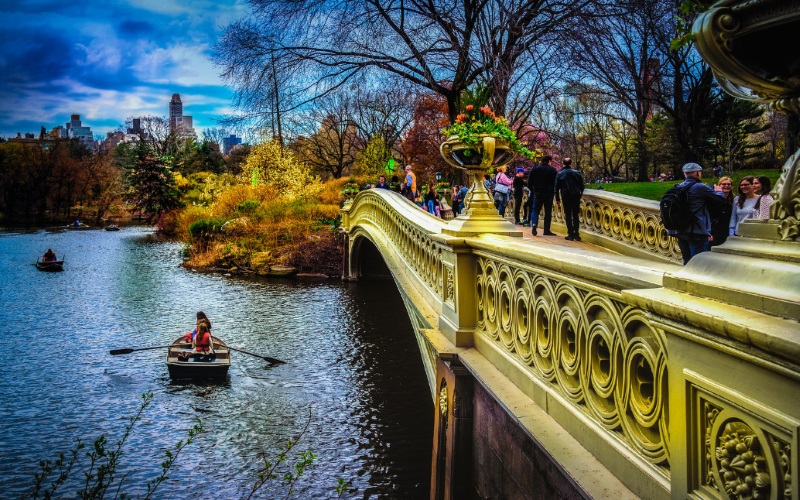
465 104 474 111
456 113 467 123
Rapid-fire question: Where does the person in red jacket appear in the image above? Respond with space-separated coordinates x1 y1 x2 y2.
191 321 215 361
184 311 212 343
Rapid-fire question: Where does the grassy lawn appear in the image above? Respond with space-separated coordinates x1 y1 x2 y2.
591 168 783 201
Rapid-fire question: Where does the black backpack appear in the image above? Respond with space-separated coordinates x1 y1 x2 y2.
659 183 693 231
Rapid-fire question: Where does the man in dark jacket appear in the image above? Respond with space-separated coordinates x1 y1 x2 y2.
668 162 726 265
526 155 557 236
555 158 585 241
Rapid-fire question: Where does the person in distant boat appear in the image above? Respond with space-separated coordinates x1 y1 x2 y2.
43 248 57 262
184 311 212 343
191 321 215 361
73 220 81 227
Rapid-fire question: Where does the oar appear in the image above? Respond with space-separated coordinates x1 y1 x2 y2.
110 345 172 355
228 346 286 365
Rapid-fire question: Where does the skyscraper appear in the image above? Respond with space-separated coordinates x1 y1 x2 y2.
169 94 183 133
169 93 195 138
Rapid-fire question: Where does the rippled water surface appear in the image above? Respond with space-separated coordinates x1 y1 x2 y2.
0 227 432 498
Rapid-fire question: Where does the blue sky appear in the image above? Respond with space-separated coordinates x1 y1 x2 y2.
0 0 250 140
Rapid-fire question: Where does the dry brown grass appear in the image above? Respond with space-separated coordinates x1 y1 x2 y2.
179 179 348 276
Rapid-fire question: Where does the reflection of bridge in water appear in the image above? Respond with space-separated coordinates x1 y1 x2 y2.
340 184 799 499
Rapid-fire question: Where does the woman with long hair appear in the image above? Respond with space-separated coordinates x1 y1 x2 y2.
752 176 774 219
191 321 215 361
730 176 758 236
184 311 212 343
493 165 513 216
710 176 734 247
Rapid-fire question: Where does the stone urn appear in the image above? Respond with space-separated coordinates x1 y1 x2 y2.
438 134 521 236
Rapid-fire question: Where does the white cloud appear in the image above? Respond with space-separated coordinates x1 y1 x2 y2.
130 43 224 87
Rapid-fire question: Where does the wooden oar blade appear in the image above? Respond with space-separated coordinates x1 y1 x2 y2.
110 348 135 355
228 346 286 365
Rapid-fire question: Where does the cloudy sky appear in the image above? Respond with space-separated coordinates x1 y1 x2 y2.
0 0 251 140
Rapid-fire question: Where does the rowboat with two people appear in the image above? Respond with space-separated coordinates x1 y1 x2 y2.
36 249 63 271
166 335 231 380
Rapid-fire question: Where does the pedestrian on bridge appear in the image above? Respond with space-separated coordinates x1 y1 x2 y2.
668 162 726 264
526 155 557 236
402 164 417 202
555 157 585 241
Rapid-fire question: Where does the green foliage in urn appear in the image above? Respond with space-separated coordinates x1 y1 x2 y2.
441 83 534 159
340 178 361 198
435 182 451 193
671 0 711 49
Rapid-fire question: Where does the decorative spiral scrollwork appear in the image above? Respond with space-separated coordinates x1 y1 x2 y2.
475 257 669 466
552 194 681 261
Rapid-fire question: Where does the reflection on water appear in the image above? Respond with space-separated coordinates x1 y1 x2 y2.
0 227 432 498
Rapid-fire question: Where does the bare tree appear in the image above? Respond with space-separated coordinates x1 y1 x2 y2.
565 0 671 181
125 116 179 156
290 92 364 178
215 0 607 125
202 128 230 151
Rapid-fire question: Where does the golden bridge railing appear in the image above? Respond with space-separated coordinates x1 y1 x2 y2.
551 189 682 263
341 187 799 499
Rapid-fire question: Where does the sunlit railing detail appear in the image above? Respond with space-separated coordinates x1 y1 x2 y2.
475 254 670 466
552 190 681 262
341 185 799 499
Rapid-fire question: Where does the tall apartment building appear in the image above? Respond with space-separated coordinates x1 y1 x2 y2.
65 114 95 148
169 93 195 138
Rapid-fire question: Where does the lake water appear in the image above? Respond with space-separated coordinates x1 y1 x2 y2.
0 226 433 498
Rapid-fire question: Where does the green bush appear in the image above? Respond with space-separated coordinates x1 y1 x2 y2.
188 218 227 240
236 200 261 214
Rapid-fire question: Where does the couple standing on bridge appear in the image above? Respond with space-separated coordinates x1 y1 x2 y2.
515 156 586 241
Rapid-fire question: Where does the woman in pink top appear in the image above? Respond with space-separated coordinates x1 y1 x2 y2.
493 165 514 216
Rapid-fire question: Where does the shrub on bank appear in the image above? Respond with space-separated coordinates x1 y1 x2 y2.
177 181 345 276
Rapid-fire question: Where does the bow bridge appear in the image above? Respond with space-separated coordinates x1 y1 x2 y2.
340 179 799 499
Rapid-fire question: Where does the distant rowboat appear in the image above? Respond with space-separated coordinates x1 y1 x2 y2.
36 258 64 272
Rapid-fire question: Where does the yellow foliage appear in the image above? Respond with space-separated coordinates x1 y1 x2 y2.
173 172 191 189
176 205 211 237
210 184 279 218
241 138 322 201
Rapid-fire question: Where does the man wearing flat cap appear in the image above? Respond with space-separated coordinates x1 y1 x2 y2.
668 162 726 264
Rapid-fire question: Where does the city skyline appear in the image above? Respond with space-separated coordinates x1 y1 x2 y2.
0 0 250 140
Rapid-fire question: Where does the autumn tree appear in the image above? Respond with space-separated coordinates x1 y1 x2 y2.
241 138 318 200
401 93 452 185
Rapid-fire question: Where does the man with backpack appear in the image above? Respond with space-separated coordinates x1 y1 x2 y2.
661 163 726 265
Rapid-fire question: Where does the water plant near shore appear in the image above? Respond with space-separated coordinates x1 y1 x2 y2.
22 391 203 499
23 393 351 499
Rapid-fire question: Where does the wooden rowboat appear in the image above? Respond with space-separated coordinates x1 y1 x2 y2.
166 335 230 380
36 259 64 272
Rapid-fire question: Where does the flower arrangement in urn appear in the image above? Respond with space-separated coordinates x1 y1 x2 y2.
442 83 534 160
